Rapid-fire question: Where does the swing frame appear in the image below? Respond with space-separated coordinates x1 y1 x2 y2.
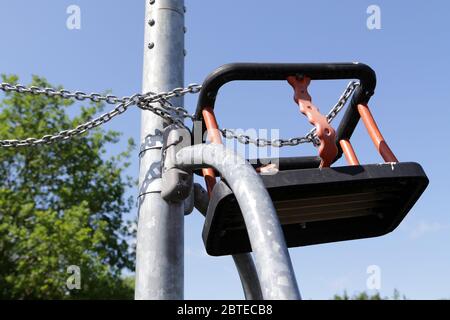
192 62 429 256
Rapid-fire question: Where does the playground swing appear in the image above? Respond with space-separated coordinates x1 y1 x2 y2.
192 62 429 257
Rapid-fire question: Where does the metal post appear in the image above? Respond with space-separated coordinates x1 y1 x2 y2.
135 0 185 300
176 144 301 300
232 254 264 300
193 183 263 300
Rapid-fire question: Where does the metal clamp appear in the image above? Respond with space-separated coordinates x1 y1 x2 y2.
161 125 193 202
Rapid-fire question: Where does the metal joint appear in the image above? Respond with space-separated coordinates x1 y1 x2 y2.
161 125 193 202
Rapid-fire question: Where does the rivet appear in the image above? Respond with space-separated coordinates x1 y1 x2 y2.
183 6 186 13
183 26 187 33
150 0 155 5
148 42 155 49
183 49 187 56
148 19 155 26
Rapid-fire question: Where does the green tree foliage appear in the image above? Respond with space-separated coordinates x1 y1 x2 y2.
333 289 406 300
0 75 135 299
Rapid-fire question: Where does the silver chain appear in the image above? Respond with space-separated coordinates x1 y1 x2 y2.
219 81 360 148
0 80 358 148
308 81 360 138
220 128 314 148
0 83 201 148
137 84 202 129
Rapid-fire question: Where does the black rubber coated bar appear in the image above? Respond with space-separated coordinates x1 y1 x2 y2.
194 62 377 163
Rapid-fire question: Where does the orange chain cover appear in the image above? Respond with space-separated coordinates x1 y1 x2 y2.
287 76 338 168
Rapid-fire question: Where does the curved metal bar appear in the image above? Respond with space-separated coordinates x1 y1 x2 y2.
193 62 377 163
193 183 210 216
232 254 264 300
195 62 376 116
193 183 263 300
175 144 301 300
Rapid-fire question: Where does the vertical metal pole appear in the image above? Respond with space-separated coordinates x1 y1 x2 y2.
232 254 264 300
135 0 185 300
193 183 263 300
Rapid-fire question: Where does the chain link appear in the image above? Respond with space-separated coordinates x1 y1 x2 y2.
0 80 357 149
220 128 314 148
137 84 202 129
306 81 360 139
0 82 201 148
220 81 360 148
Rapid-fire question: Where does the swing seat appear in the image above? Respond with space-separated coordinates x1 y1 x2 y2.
203 162 428 256
194 63 429 256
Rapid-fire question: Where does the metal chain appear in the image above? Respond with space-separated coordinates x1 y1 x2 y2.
307 81 360 138
220 128 314 148
0 80 357 148
0 83 201 148
137 84 202 129
220 81 360 148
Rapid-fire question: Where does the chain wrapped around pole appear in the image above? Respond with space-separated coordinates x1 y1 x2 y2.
0 81 358 149
0 82 202 148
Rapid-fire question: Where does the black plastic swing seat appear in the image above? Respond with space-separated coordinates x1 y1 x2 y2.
203 162 429 256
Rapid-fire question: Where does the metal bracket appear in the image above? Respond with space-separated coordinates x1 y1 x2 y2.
161 125 193 202
287 75 338 168
183 182 195 215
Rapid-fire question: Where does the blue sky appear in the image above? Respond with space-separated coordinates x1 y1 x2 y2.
0 0 449 299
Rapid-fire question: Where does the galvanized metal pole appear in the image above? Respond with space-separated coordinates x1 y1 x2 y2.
193 183 263 300
135 0 185 300
232 254 264 300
